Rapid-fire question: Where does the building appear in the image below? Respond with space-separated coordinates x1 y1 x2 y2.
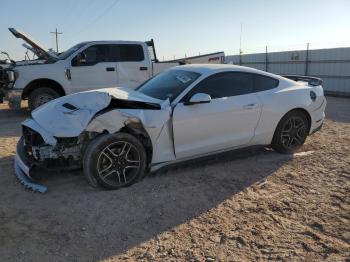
226 47 350 96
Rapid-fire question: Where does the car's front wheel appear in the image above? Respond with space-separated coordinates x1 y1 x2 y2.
271 110 309 154
83 133 147 190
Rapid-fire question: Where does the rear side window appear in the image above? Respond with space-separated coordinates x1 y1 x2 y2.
253 75 279 92
117 44 144 62
184 72 254 100
72 44 144 66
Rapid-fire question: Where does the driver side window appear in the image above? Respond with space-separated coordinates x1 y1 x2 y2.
182 72 254 102
71 44 110 66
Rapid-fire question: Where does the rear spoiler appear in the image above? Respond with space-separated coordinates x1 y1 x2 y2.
282 75 323 86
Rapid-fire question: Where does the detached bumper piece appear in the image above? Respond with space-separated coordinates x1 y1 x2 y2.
14 139 47 193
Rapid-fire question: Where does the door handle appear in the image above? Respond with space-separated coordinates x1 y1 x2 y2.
140 67 148 71
106 67 115 72
243 103 257 109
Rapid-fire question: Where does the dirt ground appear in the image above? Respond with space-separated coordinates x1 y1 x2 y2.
0 97 349 262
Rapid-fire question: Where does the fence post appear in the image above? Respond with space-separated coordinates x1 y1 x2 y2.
305 42 309 76
239 49 242 66
265 46 268 72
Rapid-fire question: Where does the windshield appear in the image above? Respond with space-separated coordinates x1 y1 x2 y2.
58 43 86 60
137 69 201 101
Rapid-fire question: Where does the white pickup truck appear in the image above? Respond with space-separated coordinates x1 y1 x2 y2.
0 29 181 110
1 28 225 110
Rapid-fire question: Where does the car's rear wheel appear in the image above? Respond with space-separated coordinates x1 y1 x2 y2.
28 87 60 111
83 133 147 190
271 110 309 154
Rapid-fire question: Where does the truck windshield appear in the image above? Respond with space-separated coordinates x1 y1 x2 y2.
58 43 86 60
137 69 201 101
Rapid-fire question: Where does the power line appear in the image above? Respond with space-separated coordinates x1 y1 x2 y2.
74 0 97 27
50 28 63 53
74 0 122 36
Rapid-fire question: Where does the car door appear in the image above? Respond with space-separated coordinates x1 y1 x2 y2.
172 72 262 159
116 44 150 89
69 44 117 92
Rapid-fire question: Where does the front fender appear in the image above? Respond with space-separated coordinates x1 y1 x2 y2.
86 107 176 164
13 61 69 92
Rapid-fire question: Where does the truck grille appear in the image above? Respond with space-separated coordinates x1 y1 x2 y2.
22 126 45 147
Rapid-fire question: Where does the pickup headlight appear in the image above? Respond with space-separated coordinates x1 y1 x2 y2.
6 70 17 83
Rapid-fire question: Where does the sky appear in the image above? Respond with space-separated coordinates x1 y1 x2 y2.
1 0 350 61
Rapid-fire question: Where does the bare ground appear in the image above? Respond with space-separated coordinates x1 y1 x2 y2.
0 97 349 261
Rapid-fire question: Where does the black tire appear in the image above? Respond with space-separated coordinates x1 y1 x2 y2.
8 100 21 110
28 87 60 111
83 133 147 190
271 110 309 154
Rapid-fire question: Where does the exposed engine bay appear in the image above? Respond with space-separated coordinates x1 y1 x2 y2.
15 87 176 192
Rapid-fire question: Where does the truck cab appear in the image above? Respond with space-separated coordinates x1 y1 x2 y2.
1 28 178 110
1 28 225 111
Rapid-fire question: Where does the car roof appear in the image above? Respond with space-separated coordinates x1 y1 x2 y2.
174 64 285 80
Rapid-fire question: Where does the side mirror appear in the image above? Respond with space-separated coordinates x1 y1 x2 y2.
184 93 211 105
72 52 87 66
77 52 87 64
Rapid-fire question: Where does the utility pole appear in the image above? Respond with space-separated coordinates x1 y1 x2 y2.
50 28 63 53
265 46 268 72
239 23 243 65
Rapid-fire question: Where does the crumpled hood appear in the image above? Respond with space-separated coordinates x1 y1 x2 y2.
29 87 163 139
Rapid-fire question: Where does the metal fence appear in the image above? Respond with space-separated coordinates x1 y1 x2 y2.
226 47 350 96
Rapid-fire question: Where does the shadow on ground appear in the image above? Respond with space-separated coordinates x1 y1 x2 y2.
0 145 292 261
0 105 29 137
2 97 346 260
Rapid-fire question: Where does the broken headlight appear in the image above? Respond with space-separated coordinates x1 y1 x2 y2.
22 126 45 147
6 70 17 85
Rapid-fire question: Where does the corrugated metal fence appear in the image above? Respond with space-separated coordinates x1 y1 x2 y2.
226 47 350 96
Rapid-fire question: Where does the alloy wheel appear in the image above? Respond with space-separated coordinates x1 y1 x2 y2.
97 141 141 187
280 116 306 150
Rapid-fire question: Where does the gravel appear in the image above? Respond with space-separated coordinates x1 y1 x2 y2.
0 97 349 261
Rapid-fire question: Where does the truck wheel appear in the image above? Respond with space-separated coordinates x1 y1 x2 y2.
83 133 147 190
8 100 21 110
28 87 60 111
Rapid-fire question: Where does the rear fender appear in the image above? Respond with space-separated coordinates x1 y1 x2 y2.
252 86 318 145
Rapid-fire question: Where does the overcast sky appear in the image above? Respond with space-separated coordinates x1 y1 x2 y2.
1 0 350 61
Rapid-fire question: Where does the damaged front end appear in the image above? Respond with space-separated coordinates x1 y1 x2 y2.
23 126 85 166
14 87 174 193
0 67 16 103
14 125 93 193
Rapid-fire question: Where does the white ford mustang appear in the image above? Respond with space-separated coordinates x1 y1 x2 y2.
14 64 326 192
